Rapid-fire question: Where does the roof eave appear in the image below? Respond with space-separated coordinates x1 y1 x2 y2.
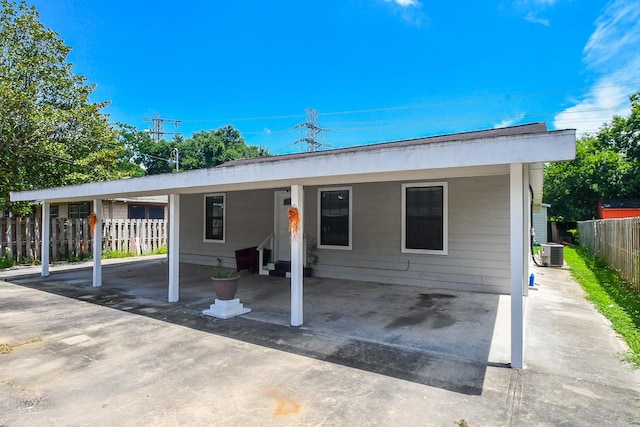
10 127 576 203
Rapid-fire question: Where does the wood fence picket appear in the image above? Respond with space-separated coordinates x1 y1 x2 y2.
0 218 167 263
578 217 640 292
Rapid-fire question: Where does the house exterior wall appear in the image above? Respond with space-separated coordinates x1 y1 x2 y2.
532 205 548 243
104 202 128 219
180 190 275 267
46 201 167 220
57 204 69 218
179 174 510 294
308 175 510 294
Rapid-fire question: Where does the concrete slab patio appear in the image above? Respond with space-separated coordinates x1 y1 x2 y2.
0 257 639 426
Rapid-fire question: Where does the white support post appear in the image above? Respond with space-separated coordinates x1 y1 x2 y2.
290 184 304 326
41 200 50 277
523 165 531 297
93 199 103 287
510 163 525 369
168 194 180 302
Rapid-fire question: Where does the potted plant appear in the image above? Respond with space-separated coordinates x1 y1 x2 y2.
211 267 240 300
304 238 319 277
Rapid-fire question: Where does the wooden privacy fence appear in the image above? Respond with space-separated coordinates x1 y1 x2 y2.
0 218 167 263
578 217 640 292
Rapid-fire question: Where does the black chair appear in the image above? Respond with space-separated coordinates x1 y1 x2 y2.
235 247 258 273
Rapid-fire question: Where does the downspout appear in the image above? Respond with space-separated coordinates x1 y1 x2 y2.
530 185 544 267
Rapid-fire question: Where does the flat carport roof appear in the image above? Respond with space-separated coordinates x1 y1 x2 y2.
4 257 511 395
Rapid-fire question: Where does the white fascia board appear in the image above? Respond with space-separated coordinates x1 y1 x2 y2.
11 129 575 203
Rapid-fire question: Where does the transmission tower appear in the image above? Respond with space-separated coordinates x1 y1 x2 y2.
294 107 330 152
144 113 182 142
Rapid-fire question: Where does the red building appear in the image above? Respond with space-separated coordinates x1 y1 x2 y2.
597 199 640 219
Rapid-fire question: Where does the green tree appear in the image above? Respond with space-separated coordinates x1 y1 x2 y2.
124 124 270 175
544 91 640 221
0 0 132 214
182 125 269 170
594 92 640 194
118 124 175 175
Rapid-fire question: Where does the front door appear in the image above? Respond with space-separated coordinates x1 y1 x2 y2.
274 191 291 262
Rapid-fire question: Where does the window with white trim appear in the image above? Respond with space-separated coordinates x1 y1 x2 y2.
204 193 226 242
402 182 448 254
318 187 352 249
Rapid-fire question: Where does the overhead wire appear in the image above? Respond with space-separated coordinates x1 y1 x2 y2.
176 82 640 125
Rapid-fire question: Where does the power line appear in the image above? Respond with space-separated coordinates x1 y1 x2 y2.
175 82 640 125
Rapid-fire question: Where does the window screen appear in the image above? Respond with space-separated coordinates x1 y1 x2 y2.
205 195 225 241
405 185 444 251
320 189 350 247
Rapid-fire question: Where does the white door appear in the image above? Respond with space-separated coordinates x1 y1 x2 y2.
274 191 291 262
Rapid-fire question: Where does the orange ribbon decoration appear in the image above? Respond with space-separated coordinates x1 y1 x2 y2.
288 206 300 243
88 213 97 237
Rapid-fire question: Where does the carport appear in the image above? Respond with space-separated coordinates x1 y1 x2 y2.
10 123 576 369
5 256 508 393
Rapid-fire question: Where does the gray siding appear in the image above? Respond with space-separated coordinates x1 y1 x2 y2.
180 190 275 267
309 175 510 294
532 205 548 243
179 175 511 294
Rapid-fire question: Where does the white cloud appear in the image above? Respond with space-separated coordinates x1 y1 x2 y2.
494 113 526 129
383 0 426 27
264 128 272 135
553 0 640 135
515 0 556 26
583 0 640 71
524 11 549 26
554 83 631 134
385 0 419 7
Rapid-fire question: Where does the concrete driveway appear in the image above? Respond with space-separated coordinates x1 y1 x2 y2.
1 257 639 426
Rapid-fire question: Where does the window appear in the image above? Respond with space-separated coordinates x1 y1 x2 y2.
402 182 448 254
204 194 225 242
318 187 352 249
128 205 165 219
148 206 164 219
128 205 146 219
68 203 91 219
50 206 59 218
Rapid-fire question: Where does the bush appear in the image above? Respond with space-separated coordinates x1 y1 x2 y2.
102 249 135 259
0 257 12 269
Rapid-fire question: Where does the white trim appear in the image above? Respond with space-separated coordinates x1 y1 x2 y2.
92 199 103 287
203 193 226 243
401 181 448 255
274 190 291 262
291 185 304 327
510 164 525 369
41 200 50 277
317 186 353 250
169 194 180 302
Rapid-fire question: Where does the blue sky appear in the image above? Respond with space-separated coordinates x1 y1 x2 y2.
30 0 640 154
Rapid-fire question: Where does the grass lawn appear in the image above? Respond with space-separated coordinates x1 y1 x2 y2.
564 245 640 368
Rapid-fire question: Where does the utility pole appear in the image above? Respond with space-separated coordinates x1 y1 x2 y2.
294 107 330 152
171 148 179 172
143 113 182 142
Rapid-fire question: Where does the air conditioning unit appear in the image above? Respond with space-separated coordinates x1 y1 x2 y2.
541 243 564 267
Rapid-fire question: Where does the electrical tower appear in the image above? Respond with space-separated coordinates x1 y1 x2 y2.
294 108 330 152
143 113 182 142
